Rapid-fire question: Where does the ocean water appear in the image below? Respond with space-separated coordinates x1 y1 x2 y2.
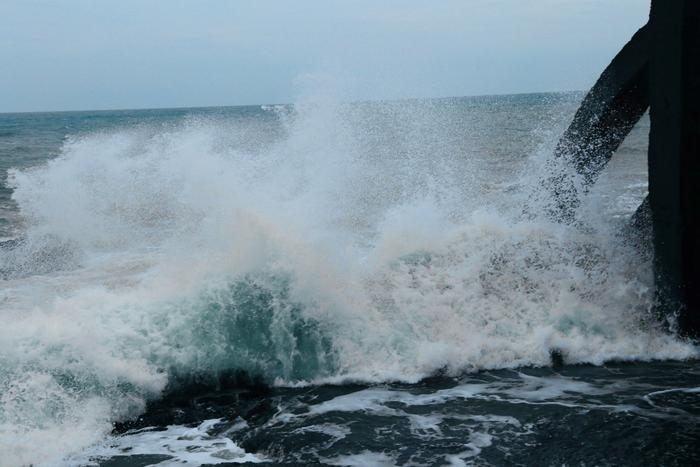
0 93 698 466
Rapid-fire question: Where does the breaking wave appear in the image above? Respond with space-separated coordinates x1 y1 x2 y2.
0 95 696 465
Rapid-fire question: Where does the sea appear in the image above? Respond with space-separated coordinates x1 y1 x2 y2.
0 93 698 466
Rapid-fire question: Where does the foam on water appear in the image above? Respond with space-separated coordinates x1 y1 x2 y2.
0 95 697 465
323 451 398 466
251 368 699 465
66 419 265 466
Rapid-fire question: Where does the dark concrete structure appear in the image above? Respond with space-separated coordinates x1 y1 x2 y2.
648 1 700 336
550 24 649 222
553 1 700 337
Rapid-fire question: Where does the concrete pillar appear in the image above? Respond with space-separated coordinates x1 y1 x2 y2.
648 0 700 336
547 24 649 222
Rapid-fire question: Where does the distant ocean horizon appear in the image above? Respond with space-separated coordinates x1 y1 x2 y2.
0 89 587 115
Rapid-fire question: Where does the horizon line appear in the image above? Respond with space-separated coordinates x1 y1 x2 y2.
0 89 585 116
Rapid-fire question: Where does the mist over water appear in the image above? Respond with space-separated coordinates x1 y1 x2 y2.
0 93 697 466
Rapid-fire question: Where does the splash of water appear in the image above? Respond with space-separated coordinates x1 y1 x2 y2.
0 94 696 465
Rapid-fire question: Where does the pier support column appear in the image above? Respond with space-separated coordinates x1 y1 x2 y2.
547 24 649 222
648 1 700 336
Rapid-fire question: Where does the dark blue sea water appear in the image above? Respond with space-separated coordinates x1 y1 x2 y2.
0 94 698 466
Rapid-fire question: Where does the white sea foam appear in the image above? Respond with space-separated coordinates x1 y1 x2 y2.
323 450 397 466
0 95 697 465
64 419 265 466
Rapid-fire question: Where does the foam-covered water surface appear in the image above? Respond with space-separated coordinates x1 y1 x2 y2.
0 94 698 466
77 364 700 466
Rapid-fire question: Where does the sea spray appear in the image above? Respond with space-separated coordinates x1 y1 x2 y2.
0 94 696 465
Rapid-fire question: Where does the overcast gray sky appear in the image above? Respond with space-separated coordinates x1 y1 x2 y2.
0 0 650 112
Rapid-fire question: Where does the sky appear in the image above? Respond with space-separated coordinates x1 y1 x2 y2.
0 0 650 113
